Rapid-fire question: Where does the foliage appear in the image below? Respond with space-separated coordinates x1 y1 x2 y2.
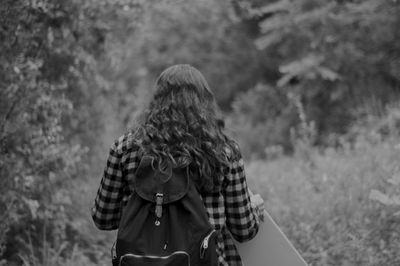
0 0 145 264
228 84 296 158
231 0 400 149
109 0 264 122
246 106 400 266
1 0 400 265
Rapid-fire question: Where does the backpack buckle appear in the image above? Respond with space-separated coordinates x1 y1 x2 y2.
155 193 164 225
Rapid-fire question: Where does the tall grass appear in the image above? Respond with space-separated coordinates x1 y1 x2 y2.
246 111 400 266
22 108 400 266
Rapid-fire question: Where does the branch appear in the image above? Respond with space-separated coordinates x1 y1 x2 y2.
0 86 22 145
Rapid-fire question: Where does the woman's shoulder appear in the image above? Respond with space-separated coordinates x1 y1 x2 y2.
224 137 242 162
112 131 141 155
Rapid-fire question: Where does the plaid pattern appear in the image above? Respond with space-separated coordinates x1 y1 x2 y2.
92 132 261 266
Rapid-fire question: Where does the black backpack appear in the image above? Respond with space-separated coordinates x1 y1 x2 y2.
112 156 218 266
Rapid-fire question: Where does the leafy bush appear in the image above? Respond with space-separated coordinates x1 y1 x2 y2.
232 0 400 147
246 107 400 266
0 0 145 264
2 0 400 265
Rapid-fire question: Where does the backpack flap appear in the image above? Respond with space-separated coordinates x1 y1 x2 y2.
133 156 189 204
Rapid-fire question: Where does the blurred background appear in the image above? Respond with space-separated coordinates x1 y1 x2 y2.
1 0 400 265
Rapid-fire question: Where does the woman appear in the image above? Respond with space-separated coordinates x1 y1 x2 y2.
92 64 264 265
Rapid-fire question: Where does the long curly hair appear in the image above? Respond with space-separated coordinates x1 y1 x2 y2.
133 64 236 193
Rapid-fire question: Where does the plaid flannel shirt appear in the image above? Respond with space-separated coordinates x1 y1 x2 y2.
92 132 261 266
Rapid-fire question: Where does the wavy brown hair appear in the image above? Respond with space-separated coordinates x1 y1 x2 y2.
133 64 237 192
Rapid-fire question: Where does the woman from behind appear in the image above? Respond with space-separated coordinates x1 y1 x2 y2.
92 64 264 265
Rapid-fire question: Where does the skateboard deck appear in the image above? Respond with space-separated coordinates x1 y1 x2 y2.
235 211 308 266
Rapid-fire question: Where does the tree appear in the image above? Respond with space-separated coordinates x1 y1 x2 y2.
0 0 146 264
229 0 400 153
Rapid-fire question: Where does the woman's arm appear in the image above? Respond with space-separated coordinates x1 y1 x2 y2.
91 141 126 230
223 148 263 242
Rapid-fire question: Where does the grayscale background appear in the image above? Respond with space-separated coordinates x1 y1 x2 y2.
1 0 399 265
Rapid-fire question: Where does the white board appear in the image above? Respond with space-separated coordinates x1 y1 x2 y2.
235 211 308 266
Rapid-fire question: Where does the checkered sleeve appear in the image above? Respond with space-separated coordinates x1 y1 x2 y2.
224 146 261 243
91 140 125 230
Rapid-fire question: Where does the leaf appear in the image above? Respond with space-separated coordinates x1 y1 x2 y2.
279 55 324 75
13 66 21 74
277 72 296 87
392 196 400 206
277 54 324 86
259 15 290 34
388 173 400 186
277 54 341 86
316 66 341 81
47 27 54 47
253 0 290 16
369 189 392 205
369 189 400 206
22 198 40 219
292 3 336 25
255 31 283 50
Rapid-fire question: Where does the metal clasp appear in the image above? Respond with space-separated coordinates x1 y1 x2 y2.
155 193 164 226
